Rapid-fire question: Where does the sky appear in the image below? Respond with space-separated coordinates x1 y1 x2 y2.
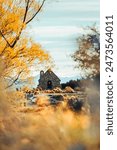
27 0 100 82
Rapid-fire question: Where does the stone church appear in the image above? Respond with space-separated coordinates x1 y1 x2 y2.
38 69 61 90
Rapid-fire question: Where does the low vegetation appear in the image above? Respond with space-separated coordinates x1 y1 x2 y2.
0 84 99 150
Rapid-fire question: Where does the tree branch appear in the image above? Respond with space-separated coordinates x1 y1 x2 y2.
5 70 24 89
23 0 30 23
0 31 12 47
0 44 8 57
26 0 46 24
0 0 46 48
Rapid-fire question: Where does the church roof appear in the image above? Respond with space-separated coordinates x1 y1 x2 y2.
44 69 61 81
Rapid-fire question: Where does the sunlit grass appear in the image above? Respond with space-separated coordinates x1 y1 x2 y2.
0 89 99 150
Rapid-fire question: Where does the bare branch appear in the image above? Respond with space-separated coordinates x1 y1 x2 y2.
26 0 46 24
5 69 24 88
0 31 12 47
23 0 30 23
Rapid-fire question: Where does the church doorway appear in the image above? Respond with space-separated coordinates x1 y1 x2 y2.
47 80 53 89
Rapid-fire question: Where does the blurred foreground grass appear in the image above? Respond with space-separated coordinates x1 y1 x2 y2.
0 89 99 150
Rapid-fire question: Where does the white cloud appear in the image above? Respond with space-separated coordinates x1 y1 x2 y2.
55 67 79 78
27 26 84 37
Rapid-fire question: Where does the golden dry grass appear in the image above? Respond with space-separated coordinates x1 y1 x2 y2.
0 88 100 150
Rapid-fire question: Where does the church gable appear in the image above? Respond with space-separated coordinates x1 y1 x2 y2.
44 69 60 81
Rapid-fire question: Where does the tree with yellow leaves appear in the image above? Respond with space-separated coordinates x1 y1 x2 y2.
0 0 46 47
0 0 51 88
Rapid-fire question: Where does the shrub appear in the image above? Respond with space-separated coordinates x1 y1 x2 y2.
64 86 74 93
67 98 84 112
74 87 81 91
53 87 63 93
61 80 80 89
36 96 49 107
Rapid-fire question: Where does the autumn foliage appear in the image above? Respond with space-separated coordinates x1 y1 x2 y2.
0 0 49 88
72 26 100 78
